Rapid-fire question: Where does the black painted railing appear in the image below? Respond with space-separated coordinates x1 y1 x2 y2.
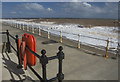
1 30 64 82
26 46 64 82
0 30 22 68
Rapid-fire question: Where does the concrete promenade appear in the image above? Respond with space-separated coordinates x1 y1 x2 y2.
1 24 118 81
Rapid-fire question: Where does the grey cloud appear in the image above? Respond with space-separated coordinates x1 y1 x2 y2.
59 2 118 19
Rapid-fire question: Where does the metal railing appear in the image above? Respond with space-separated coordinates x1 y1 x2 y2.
0 30 65 82
26 46 64 82
3 21 119 58
0 30 22 68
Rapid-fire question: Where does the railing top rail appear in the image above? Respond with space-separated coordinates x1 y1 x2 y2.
0 32 7 34
81 35 107 41
26 45 59 61
26 46 41 58
109 40 118 44
10 43 17 53
28 64 43 81
8 34 16 40
48 55 58 60
52 29 119 43
43 28 109 42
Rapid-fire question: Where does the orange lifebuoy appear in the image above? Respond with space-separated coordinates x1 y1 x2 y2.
22 34 37 66
22 41 27 70
18 39 23 65
24 53 27 70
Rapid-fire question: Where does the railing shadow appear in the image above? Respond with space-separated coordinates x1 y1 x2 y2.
1 42 34 81
2 52 24 81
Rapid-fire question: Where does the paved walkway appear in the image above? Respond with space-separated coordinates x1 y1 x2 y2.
1 24 118 81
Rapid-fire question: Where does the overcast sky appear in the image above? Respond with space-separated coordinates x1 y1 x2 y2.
2 2 118 19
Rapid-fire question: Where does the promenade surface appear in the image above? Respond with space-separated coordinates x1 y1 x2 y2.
1 24 118 81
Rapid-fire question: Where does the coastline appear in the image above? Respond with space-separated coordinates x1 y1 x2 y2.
3 18 118 27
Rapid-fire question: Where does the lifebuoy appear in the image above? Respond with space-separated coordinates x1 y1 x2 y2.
22 34 37 66
18 39 23 65
22 41 27 70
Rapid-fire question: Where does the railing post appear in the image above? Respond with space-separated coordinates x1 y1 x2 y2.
12 22 14 27
16 35 22 69
13 23 14 27
40 49 48 82
39 26 41 36
14 23 16 27
17 23 19 28
12 22 13 27
32 24 34 33
21 23 23 30
19 23 20 29
13 22 14 27
78 34 80 48
13 23 15 27
27 23 29 31
6 30 12 53
20 23 21 29
10 22 12 27
57 46 64 82
60 30 62 43
15 23 17 27
15 23 17 28
48 28 50 39
17 23 18 28
12 21 14 27
116 43 119 57
105 38 109 58
29 25 32 32
18 23 19 28
23 23 24 30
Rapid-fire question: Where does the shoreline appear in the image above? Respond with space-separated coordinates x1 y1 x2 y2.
3 18 118 27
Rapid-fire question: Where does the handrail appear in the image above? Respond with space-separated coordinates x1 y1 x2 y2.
28 64 43 81
0 30 22 68
10 43 17 53
0 32 7 34
41 26 116 43
0 29 65 81
48 55 58 60
4 20 118 43
25 45 64 82
48 77 58 82
39 26 112 42
26 46 41 58
81 35 107 41
9 34 16 40
26 45 59 61
4 21 119 56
